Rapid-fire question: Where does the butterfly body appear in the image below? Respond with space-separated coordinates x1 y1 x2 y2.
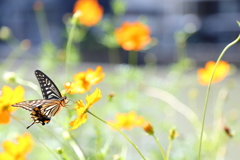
12 70 67 129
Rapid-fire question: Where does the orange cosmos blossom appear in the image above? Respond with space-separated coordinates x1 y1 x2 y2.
115 21 152 51
73 0 103 27
108 111 145 130
65 66 105 94
70 88 101 130
0 133 33 160
0 85 24 124
197 61 230 86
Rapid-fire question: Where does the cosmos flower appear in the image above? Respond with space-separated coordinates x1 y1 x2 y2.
65 66 105 94
197 61 230 85
69 88 102 130
0 85 24 124
0 133 33 160
115 21 151 51
108 111 145 130
73 0 103 27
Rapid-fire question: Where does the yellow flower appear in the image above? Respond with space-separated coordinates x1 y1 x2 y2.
65 66 105 94
0 85 24 124
108 111 145 130
70 88 102 130
115 21 152 51
197 61 230 85
73 0 103 27
0 133 33 160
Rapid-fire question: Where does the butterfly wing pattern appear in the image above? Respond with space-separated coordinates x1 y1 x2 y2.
12 70 67 129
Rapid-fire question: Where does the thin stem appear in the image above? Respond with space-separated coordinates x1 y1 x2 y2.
68 135 86 160
87 111 146 160
166 140 173 160
128 50 138 65
197 34 240 160
152 134 166 160
15 77 41 96
34 4 50 42
65 23 77 81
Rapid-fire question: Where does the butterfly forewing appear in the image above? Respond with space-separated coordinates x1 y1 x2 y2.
35 70 62 100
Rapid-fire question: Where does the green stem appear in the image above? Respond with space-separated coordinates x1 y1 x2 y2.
65 23 77 81
34 5 50 42
166 140 173 160
15 77 41 96
87 111 146 160
68 134 86 160
152 134 166 160
128 50 138 66
197 34 240 160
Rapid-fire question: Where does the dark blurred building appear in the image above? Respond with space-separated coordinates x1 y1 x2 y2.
0 0 239 64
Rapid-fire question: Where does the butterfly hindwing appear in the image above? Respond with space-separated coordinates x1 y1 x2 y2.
35 70 62 100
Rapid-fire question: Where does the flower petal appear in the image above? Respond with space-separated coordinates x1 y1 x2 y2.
69 113 88 130
86 88 102 108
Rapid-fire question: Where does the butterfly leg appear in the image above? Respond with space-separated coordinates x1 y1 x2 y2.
26 121 36 129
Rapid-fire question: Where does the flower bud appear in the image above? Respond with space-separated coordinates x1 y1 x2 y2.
56 147 63 154
108 92 115 101
3 72 16 83
168 128 178 140
142 121 154 135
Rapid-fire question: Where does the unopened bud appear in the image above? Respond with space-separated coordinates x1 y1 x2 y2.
3 72 16 83
168 128 178 140
108 92 115 101
142 122 154 135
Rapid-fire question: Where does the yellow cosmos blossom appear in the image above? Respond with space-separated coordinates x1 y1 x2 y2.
197 61 230 86
73 0 103 27
108 111 145 130
70 88 102 130
0 133 33 160
65 66 105 94
0 85 24 124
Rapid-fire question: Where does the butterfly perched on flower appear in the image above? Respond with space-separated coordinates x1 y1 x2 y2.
12 70 67 129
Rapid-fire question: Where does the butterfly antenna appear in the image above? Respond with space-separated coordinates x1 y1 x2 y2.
26 121 36 129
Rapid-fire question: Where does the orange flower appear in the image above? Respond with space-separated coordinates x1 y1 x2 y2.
65 66 105 94
197 61 230 85
114 21 151 51
70 88 102 130
108 111 145 130
0 133 33 160
73 0 103 27
0 85 24 124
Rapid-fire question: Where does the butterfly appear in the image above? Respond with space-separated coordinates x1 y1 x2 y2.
12 70 67 129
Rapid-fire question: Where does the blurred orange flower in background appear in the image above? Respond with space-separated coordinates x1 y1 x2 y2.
70 88 101 130
197 61 230 86
108 111 145 130
65 66 105 94
0 85 24 124
0 133 33 160
73 0 103 27
115 21 151 51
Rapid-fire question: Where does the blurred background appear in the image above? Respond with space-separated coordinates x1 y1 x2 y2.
0 0 239 65
0 0 240 160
